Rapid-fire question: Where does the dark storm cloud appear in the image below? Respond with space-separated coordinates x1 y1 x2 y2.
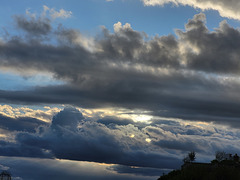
0 114 48 133
1 13 240 127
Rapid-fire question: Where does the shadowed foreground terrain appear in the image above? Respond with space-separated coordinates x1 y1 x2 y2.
158 161 240 180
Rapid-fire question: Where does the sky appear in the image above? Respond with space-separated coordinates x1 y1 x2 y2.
1 0 240 179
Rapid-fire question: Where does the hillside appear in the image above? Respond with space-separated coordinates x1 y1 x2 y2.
158 161 240 180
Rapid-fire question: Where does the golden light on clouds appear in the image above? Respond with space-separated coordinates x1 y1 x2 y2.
130 134 135 138
0 104 61 122
80 107 153 122
145 138 151 143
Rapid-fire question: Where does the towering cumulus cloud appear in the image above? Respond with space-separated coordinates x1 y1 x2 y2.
142 0 240 20
12 107 182 169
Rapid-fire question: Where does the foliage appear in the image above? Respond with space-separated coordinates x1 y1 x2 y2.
158 164 240 180
215 151 226 162
188 151 196 162
183 156 190 163
159 152 240 180
183 151 196 163
233 154 239 162
211 159 218 164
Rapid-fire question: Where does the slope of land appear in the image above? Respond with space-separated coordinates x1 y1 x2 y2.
158 161 240 180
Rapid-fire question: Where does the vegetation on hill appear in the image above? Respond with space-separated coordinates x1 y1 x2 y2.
158 151 240 180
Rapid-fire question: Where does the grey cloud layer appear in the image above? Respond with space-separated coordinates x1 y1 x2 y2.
2 13 240 74
1 13 240 126
14 15 52 35
0 157 153 180
0 114 48 133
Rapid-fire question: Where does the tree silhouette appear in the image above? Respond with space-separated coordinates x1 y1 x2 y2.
188 151 196 162
0 171 11 180
215 151 226 162
233 154 239 162
183 151 196 163
183 156 190 163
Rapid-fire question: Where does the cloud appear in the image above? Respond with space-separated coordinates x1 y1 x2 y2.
0 140 52 158
107 165 171 176
0 105 60 122
11 6 71 38
1 13 240 128
14 15 51 36
177 13 240 74
1 106 240 176
113 22 132 33
0 157 153 180
51 106 84 130
2 6 240 179
142 0 240 20
4 108 183 170
43 5 72 19
0 113 48 133
97 117 135 126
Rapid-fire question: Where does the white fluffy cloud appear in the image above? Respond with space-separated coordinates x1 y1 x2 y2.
113 22 132 33
142 0 240 20
43 5 72 19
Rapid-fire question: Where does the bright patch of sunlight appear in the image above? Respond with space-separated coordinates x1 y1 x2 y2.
145 138 151 143
130 134 135 138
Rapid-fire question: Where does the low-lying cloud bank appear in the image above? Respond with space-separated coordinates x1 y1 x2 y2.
1 107 240 176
